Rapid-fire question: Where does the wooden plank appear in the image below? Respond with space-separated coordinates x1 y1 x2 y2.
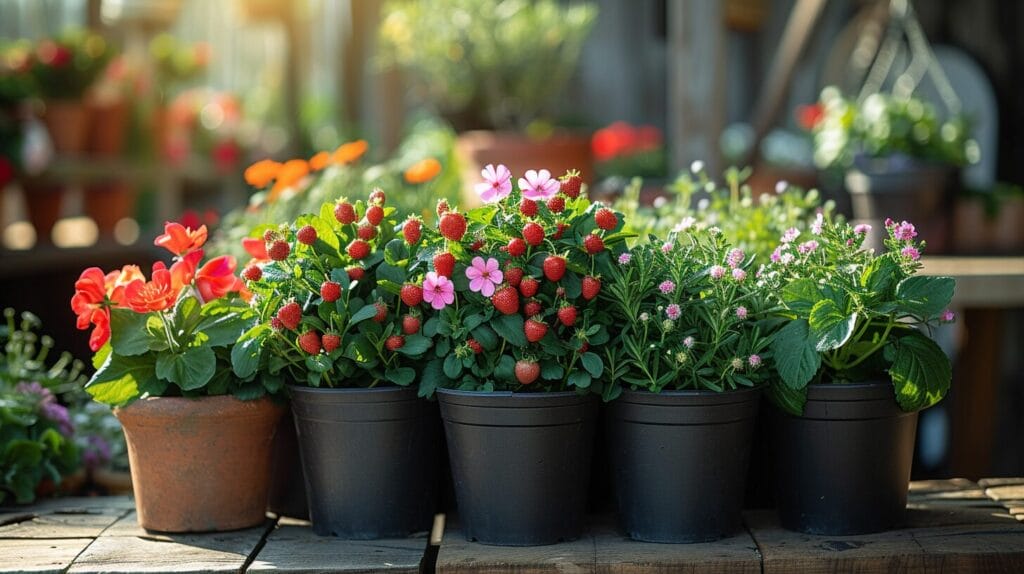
592 520 760 574
67 511 274 574
979 478 1024 489
247 518 426 573
0 497 133 539
436 523 595 574
0 538 94 574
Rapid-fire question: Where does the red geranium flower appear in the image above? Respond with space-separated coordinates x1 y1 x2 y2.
154 222 207 256
195 255 240 302
125 268 177 313
71 268 112 351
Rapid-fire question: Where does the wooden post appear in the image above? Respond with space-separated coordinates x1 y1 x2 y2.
667 0 726 175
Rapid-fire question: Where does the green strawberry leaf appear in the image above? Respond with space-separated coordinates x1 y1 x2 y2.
771 319 821 390
889 330 952 411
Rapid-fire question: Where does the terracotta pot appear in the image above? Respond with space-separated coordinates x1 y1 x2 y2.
84 183 136 237
88 100 130 157
115 395 284 532
41 100 90 156
21 182 64 245
456 130 593 207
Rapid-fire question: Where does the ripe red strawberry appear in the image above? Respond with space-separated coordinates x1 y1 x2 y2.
519 276 539 297
385 335 405 351
547 196 565 213
469 236 485 251
357 224 376 240
595 208 617 231
515 360 540 385
366 204 385 226
298 331 321 354
368 188 386 206
262 229 280 242
439 212 467 241
560 170 583 198
242 265 262 282
268 240 290 261
552 222 569 240
524 318 548 343
334 201 356 225
507 238 527 257
320 281 342 302
402 314 420 335
433 252 455 277
557 305 577 327
403 218 422 245
436 199 450 216
400 283 423 307
270 316 284 331
373 302 388 323
504 265 524 288
584 234 605 254
322 333 341 353
491 286 520 315
524 299 542 318
296 225 317 245
542 255 566 282
522 222 544 247
579 341 590 354
582 275 601 301
467 339 483 354
347 266 364 281
277 301 302 330
519 198 538 217
347 239 370 260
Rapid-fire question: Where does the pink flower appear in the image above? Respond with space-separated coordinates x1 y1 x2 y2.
798 240 819 254
422 272 455 310
683 336 695 348
727 248 745 268
732 268 747 282
885 218 895 229
748 354 762 367
475 164 513 203
735 306 748 319
661 242 673 253
710 265 726 280
518 169 560 200
893 221 917 241
780 253 795 265
618 252 632 264
811 213 824 235
854 223 872 234
781 227 800 244
901 246 921 261
941 309 955 322
659 280 675 294
465 256 503 297
665 304 681 320
770 246 784 263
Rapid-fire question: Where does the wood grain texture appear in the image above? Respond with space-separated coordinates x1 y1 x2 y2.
66 512 273 574
436 522 595 574
247 522 427 573
0 538 94 574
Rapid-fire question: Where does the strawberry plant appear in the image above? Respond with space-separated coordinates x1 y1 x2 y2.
414 165 632 395
236 189 434 392
601 228 773 400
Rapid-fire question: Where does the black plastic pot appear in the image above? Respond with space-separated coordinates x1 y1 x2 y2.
608 387 761 543
437 389 598 546
267 410 309 520
290 385 440 539
771 381 918 535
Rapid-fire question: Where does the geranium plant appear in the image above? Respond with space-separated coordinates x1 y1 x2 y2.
412 165 629 395
234 189 434 391
71 223 262 406
761 216 956 414
601 228 772 400
29 30 112 100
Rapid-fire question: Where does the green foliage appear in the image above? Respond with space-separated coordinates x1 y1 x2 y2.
764 216 955 414
28 30 113 100
601 229 773 393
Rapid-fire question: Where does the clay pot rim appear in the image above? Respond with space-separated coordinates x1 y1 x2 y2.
114 394 282 420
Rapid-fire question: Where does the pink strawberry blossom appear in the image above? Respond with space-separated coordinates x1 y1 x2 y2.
518 169 560 200
475 164 513 203
465 257 503 297
422 271 455 310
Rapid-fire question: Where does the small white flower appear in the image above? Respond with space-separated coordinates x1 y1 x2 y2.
775 180 789 194
690 160 704 174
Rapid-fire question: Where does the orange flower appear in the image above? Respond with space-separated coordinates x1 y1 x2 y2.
125 268 177 313
195 255 240 302
244 159 282 188
71 267 113 351
309 151 331 171
404 158 442 184
332 139 368 165
166 249 203 291
105 265 145 306
242 237 269 263
154 222 208 256
269 159 310 201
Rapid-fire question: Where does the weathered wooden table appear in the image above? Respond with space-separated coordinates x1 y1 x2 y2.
3 478 1023 573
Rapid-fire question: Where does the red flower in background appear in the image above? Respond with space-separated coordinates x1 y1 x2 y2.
154 222 207 256
36 40 71 67
591 122 663 162
195 255 241 302
212 139 240 172
796 103 825 131
0 156 13 190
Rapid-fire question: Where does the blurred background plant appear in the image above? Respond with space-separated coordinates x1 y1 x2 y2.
27 29 111 101
592 121 667 180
